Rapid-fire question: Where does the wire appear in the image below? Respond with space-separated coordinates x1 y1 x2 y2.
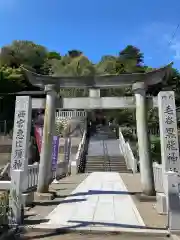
168 24 180 47
164 23 180 65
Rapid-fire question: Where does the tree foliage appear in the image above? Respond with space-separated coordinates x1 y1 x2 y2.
0 41 47 71
0 40 178 126
119 45 144 65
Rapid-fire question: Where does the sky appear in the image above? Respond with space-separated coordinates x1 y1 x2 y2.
0 0 180 69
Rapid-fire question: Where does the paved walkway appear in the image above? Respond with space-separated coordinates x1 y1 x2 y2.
33 172 146 232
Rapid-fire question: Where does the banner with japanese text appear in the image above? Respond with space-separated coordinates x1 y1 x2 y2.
34 125 60 171
51 136 60 171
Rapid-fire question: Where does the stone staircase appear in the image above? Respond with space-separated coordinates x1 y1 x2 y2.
108 156 131 172
90 125 117 141
85 126 130 173
85 156 106 172
85 155 131 173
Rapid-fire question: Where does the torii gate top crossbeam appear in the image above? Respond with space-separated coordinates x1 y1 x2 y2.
22 63 173 89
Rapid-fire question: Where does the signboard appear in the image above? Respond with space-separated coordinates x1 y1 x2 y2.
10 96 32 224
167 171 180 231
158 91 180 172
11 97 31 171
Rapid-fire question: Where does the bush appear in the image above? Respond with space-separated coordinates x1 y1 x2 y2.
150 136 161 164
134 135 161 164
121 127 137 141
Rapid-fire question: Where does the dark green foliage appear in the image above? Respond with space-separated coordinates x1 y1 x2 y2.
0 40 178 139
150 136 161 163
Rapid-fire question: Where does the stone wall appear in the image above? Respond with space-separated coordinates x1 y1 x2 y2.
0 137 12 168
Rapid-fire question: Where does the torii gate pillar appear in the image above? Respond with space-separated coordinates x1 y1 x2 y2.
133 82 155 195
37 84 57 194
89 88 100 98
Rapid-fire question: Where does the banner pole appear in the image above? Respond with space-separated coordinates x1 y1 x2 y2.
52 171 59 184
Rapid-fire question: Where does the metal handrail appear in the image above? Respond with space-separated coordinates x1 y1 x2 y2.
102 141 107 171
103 140 111 172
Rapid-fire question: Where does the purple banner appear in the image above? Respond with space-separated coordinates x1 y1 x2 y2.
51 136 60 171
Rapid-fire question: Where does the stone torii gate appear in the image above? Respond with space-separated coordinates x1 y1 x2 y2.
23 63 172 196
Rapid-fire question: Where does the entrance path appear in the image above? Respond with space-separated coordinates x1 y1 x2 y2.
30 172 166 234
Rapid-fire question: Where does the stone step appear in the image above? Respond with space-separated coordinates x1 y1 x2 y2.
86 165 128 169
109 165 127 168
86 158 106 161
109 159 126 163
85 163 129 170
85 165 129 168
86 160 106 163
86 161 125 165
85 164 128 168
86 156 105 158
86 160 126 164
85 169 131 173
86 157 124 161
85 169 129 172
86 160 127 165
110 167 130 170
85 167 107 170
86 162 126 166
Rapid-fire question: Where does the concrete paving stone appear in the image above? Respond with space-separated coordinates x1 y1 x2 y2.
24 174 89 227
45 177 90 226
90 225 116 232
22 231 171 240
113 180 145 226
114 194 144 226
33 172 146 233
120 173 168 228
45 202 77 226
93 200 114 223
27 170 170 237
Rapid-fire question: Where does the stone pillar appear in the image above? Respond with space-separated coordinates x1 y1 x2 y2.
89 88 100 98
132 82 155 195
37 85 56 194
89 89 100 121
10 96 32 224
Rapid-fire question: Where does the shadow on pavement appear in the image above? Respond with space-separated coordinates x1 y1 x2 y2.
33 198 86 206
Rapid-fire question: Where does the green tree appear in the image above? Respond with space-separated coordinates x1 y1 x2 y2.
46 54 95 97
0 66 25 122
96 55 122 75
0 40 48 72
0 66 25 92
47 51 61 60
119 45 144 65
68 50 82 58
0 40 178 132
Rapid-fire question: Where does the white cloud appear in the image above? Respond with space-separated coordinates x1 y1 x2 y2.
168 39 180 60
